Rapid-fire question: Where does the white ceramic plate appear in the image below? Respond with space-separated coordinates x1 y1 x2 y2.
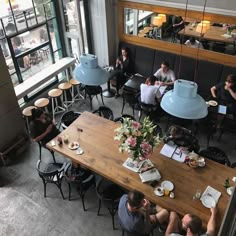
76 148 84 155
201 195 216 208
154 187 164 196
161 181 174 191
68 142 80 150
208 100 218 106
227 187 234 196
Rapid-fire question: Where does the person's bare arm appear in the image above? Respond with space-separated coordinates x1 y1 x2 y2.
210 86 217 98
206 207 217 236
163 81 174 86
227 87 236 100
33 124 53 142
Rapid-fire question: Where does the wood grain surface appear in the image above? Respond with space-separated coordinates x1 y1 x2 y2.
47 111 235 232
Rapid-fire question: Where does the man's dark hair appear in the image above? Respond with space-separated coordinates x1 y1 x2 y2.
189 37 196 44
31 108 44 120
148 75 156 85
162 61 170 68
128 190 144 208
187 214 202 234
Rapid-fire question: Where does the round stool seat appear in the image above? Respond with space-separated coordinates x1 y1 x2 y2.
58 82 72 90
70 78 80 86
22 106 36 117
34 98 50 108
48 88 62 98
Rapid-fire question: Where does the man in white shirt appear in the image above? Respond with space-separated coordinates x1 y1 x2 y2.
140 76 161 106
165 207 217 236
185 37 203 49
154 61 176 86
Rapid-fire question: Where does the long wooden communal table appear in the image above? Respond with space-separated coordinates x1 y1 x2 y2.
47 111 235 232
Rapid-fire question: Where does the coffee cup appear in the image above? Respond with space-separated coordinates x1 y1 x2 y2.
157 187 164 194
198 161 206 167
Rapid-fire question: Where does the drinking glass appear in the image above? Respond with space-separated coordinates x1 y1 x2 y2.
193 189 201 200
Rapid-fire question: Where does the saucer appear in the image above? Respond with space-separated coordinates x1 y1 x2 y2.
154 187 164 196
208 100 218 106
68 142 80 150
161 180 174 191
201 195 216 208
76 148 84 155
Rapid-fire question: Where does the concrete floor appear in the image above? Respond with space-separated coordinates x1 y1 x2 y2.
0 87 235 236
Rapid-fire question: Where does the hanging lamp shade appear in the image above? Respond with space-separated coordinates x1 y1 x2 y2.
160 80 208 119
153 16 162 26
201 20 210 30
196 23 207 34
158 14 166 23
74 54 109 86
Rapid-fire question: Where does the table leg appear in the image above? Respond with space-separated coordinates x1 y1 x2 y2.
103 79 115 98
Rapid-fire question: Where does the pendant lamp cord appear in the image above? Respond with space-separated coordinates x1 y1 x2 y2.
194 0 208 82
177 0 189 80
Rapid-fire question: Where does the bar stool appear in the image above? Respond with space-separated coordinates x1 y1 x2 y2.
22 105 36 138
48 88 65 120
69 78 84 102
34 98 50 113
58 82 73 110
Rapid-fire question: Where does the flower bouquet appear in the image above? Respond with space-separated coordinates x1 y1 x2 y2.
114 117 162 162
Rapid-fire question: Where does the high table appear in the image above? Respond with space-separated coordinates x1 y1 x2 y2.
47 111 235 232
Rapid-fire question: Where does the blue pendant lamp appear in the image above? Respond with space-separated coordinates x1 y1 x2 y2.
160 80 208 119
74 54 109 86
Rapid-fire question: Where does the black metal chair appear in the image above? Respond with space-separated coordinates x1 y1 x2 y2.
36 160 66 199
165 125 200 153
93 106 114 120
58 111 81 130
199 147 231 166
121 90 139 117
64 163 96 211
96 177 126 230
138 102 159 122
114 114 136 123
120 223 153 236
37 141 56 163
84 85 105 110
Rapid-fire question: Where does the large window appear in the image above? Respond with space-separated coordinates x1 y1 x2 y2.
61 0 89 59
0 0 63 103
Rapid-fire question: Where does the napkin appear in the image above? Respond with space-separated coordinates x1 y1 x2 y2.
200 186 221 205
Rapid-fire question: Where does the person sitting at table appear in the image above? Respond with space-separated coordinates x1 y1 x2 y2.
30 108 60 146
114 47 132 98
210 74 236 117
164 125 200 153
154 61 176 88
12 36 30 69
118 190 169 236
165 207 217 236
185 37 203 49
140 75 162 106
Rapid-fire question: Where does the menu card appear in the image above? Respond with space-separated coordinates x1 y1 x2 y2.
139 168 161 183
123 158 154 173
160 144 187 163
200 185 222 204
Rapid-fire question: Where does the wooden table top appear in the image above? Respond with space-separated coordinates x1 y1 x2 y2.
204 26 235 44
47 111 235 231
179 25 235 44
178 24 202 38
